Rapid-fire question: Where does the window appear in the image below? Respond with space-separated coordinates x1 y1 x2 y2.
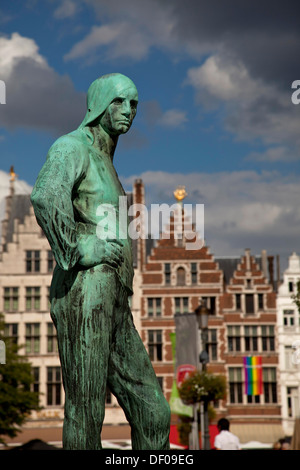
47 367 62 406
148 330 163 361
235 294 241 310
289 281 294 293
247 395 260 404
244 326 258 352
31 367 40 394
106 387 112 405
263 368 277 403
229 368 243 403
176 267 186 286
202 297 216 315
258 293 264 310
47 250 55 272
245 294 254 315
47 286 51 308
3 287 19 312
246 279 251 289
227 326 241 352
287 387 300 418
26 250 40 273
147 298 162 317
25 287 41 311
4 323 18 344
47 323 58 353
175 297 189 314
164 263 171 285
283 309 295 328
157 376 164 392
25 323 40 353
261 326 275 351
191 263 198 285
207 329 217 361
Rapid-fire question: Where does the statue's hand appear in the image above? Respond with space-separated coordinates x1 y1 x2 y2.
78 236 124 268
101 239 124 268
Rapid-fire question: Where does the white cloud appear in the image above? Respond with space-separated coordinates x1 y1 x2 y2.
186 55 266 103
0 169 32 201
60 1 300 158
0 32 47 78
121 170 300 263
0 32 85 135
54 0 79 19
59 0 300 158
186 54 300 153
63 0 179 63
64 22 151 62
141 100 188 129
158 109 188 128
246 146 298 162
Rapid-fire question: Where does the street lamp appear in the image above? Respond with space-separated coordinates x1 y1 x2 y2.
195 302 209 329
195 301 210 450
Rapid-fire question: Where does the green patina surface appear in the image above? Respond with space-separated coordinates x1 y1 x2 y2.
31 73 170 450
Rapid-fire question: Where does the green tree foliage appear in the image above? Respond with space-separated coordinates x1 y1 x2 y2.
0 314 40 444
178 370 227 405
176 371 226 447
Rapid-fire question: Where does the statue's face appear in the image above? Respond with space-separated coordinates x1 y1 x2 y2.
99 85 138 136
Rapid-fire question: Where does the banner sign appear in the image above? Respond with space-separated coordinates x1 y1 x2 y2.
176 364 197 388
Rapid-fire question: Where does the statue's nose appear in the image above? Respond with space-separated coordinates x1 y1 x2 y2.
122 100 131 117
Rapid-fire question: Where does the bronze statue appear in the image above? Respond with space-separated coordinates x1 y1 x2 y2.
31 73 170 450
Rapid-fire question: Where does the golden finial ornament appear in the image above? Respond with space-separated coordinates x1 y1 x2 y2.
9 166 16 181
173 186 187 202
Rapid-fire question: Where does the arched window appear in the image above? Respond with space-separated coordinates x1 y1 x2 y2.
176 267 186 286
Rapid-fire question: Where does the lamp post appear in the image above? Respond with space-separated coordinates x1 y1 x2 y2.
195 302 210 450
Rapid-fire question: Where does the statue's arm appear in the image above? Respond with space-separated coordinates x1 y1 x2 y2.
31 137 123 271
30 138 85 271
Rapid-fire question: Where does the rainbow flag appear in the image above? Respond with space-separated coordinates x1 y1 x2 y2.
243 356 263 395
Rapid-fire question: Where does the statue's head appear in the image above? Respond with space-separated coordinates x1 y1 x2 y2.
80 73 138 137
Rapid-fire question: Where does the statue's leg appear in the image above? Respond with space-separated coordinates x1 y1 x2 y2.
51 268 117 449
107 282 171 450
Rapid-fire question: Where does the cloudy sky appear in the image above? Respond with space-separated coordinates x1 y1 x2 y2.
0 0 299 272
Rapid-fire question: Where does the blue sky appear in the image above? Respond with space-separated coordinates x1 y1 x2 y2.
0 0 299 270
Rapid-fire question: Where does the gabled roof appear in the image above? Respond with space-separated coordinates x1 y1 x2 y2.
216 255 263 284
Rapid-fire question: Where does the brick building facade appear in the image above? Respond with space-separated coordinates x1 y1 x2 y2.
133 180 283 444
0 176 287 446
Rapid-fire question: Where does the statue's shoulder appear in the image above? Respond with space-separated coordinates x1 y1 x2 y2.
45 131 91 178
48 129 88 159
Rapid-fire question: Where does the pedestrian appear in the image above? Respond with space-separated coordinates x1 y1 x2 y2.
214 418 241 450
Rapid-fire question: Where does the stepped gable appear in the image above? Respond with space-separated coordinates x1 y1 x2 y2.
227 249 270 290
219 248 277 315
143 209 222 286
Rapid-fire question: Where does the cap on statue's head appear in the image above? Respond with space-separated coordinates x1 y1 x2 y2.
79 73 138 128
